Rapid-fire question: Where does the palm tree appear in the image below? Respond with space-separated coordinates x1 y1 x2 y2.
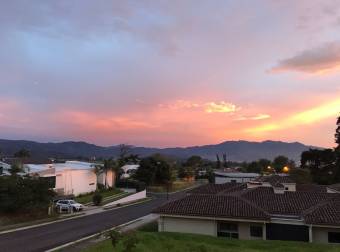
14 148 30 171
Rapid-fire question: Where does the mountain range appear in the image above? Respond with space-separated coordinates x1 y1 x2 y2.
0 139 318 162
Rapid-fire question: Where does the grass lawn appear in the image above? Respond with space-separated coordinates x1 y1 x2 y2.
75 188 122 204
82 231 340 252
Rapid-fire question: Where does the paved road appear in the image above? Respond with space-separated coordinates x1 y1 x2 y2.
0 193 185 252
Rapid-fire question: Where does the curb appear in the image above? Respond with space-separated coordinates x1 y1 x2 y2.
103 197 152 210
0 213 86 235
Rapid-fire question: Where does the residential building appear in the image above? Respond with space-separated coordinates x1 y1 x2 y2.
214 170 259 184
0 161 10 175
27 161 98 196
154 175 340 244
121 164 139 179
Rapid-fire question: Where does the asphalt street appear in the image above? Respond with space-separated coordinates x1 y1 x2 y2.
0 192 185 252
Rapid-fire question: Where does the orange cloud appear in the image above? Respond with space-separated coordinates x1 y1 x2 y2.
235 113 271 121
159 100 240 114
247 98 340 134
204 101 239 113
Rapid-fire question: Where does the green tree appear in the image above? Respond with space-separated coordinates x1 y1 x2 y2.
14 148 30 170
134 154 172 186
333 116 340 182
185 155 203 168
289 167 312 184
301 149 336 184
335 116 340 149
0 175 55 213
272 155 289 172
117 144 132 167
246 161 262 173
258 159 272 173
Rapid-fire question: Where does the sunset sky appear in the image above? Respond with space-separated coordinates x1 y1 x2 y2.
1 0 340 148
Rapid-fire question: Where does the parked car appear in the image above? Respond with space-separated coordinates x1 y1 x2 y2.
55 200 84 212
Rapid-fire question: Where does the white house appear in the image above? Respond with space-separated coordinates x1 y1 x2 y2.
27 161 97 196
214 171 259 184
121 164 139 179
0 161 11 175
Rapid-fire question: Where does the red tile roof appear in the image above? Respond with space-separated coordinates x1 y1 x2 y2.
155 178 340 226
242 187 335 216
304 196 340 226
154 194 270 221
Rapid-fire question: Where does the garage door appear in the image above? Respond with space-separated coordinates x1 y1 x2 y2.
266 223 309 242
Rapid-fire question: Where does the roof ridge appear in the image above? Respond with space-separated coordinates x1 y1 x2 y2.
228 193 271 218
302 193 340 217
216 183 246 195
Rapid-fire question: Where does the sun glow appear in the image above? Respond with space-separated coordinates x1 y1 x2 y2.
247 99 340 134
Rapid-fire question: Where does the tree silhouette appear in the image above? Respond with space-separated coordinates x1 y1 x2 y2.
336 116 340 150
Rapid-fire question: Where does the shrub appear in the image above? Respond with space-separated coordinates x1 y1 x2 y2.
122 231 139 252
97 183 106 191
0 175 55 213
109 230 122 248
92 192 103 206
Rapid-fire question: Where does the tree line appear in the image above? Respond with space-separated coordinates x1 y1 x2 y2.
299 116 340 185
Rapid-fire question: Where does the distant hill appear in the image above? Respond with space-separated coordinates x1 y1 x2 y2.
0 139 319 163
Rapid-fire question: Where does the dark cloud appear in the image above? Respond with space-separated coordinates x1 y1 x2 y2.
271 41 340 74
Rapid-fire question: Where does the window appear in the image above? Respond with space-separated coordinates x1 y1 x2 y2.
285 187 289 191
328 232 340 243
250 225 263 238
231 180 237 183
217 222 238 239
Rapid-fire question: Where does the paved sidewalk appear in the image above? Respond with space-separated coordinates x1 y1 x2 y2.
120 213 159 232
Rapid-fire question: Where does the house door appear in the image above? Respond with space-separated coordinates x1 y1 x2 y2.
266 223 309 242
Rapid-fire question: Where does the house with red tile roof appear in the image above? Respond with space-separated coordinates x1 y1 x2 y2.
153 175 340 244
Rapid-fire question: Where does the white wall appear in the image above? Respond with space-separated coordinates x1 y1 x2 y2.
215 177 254 184
97 170 115 188
159 216 216 236
56 169 97 196
313 227 340 244
159 216 266 241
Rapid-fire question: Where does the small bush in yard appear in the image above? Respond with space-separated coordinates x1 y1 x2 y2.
92 192 102 206
122 231 139 252
109 230 122 248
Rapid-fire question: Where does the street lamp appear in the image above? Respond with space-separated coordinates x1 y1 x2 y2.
282 166 289 173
